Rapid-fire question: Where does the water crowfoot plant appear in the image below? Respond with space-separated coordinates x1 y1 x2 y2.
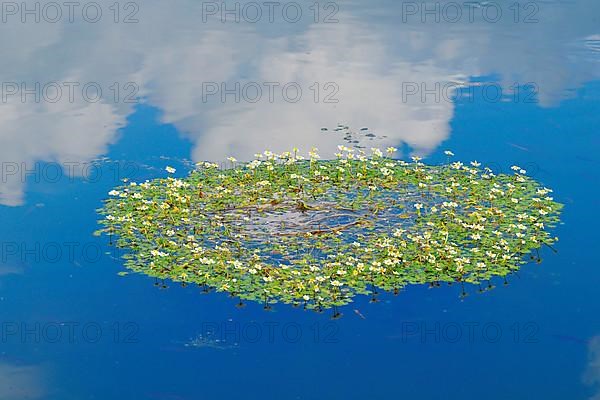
96 147 563 312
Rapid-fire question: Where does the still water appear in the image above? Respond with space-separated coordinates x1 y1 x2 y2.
1 0 599 399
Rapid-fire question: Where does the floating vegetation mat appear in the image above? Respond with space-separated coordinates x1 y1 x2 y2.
97 147 562 314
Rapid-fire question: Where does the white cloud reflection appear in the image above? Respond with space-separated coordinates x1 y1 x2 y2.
0 363 46 400
585 336 600 400
0 0 599 205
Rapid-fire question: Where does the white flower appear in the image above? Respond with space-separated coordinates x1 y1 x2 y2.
248 160 261 169
108 190 120 196
150 250 168 257
444 150 455 156
165 166 176 174
414 203 423 210
371 148 383 157
393 228 405 237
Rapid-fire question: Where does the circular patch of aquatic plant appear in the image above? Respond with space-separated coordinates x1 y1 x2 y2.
97 147 562 313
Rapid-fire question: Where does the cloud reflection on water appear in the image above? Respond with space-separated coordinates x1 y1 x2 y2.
1 0 599 205
0 363 46 400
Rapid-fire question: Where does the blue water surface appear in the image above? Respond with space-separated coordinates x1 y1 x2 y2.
1 1 599 399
